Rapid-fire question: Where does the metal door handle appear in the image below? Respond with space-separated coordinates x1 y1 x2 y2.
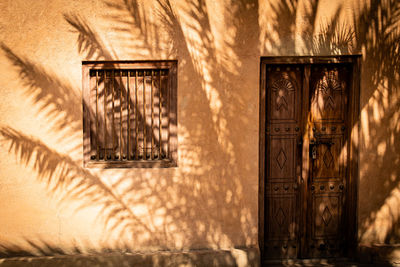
310 138 334 146
311 145 317 159
319 140 335 146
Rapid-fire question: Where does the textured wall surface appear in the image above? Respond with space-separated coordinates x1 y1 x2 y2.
0 0 399 261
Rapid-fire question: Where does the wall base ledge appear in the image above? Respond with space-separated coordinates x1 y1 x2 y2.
0 247 260 267
358 243 400 266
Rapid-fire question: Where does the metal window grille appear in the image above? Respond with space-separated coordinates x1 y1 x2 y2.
82 61 177 168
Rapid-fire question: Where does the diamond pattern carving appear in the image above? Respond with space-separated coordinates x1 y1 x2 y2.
276 148 287 170
276 207 286 227
322 206 332 226
323 148 334 168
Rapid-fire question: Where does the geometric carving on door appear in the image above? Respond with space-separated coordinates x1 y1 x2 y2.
325 96 335 110
269 68 300 122
261 57 359 261
272 76 295 111
313 195 340 238
276 148 287 170
312 138 342 180
321 206 332 226
270 137 295 180
316 70 342 111
268 195 296 240
323 148 334 169
311 67 346 122
276 207 286 227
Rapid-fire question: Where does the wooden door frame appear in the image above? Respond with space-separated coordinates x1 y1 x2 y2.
258 55 361 260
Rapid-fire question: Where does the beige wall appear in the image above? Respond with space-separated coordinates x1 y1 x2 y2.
0 0 399 257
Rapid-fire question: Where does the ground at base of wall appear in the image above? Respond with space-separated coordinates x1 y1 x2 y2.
262 245 400 266
2 247 400 267
264 258 390 267
0 247 260 267
357 244 400 267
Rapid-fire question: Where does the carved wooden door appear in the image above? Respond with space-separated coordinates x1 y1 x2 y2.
265 65 302 259
263 61 356 259
304 64 350 258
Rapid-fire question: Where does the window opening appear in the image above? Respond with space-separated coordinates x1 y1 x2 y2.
82 61 177 168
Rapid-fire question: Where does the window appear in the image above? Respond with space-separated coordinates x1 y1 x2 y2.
82 61 177 168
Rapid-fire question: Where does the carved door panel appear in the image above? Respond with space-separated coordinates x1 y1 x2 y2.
265 65 302 259
305 65 351 257
264 62 354 259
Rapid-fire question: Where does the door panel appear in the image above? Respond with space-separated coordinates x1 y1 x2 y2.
311 136 343 180
268 195 296 239
265 65 302 259
269 137 295 179
309 65 348 123
306 65 351 257
264 62 354 259
269 66 301 122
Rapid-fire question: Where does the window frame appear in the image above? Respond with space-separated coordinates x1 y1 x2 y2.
82 60 178 168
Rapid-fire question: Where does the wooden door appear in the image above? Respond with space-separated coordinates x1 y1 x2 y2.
264 65 302 259
305 64 350 257
261 57 359 260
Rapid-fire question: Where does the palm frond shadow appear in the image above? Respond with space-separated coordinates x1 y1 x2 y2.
1 0 400 259
111 0 164 58
265 0 355 55
267 0 298 55
0 42 155 238
311 6 354 54
107 0 259 246
353 0 400 243
156 0 188 58
0 238 139 258
263 0 400 245
0 127 155 241
0 239 249 267
67 12 173 159
1 44 81 137
64 14 115 60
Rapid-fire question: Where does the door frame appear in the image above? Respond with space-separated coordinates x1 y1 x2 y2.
258 55 361 260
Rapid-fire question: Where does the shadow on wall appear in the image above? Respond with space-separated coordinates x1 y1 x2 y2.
0 0 260 260
0 0 399 261
354 0 400 244
0 245 259 267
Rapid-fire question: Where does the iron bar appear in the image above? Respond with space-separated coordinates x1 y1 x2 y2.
104 70 107 160
158 70 162 159
111 70 115 160
135 70 139 160
120 70 123 160
166 70 170 159
95 70 99 160
151 70 154 160
143 71 146 159
127 71 131 160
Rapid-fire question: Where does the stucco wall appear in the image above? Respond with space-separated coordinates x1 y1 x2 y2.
0 0 399 260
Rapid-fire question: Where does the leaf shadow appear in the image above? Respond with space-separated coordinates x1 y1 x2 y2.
1 0 400 261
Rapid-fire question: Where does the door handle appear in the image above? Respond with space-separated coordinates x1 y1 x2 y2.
310 138 317 159
311 145 317 159
319 140 335 146
310 137 335 160
310 138 334 146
